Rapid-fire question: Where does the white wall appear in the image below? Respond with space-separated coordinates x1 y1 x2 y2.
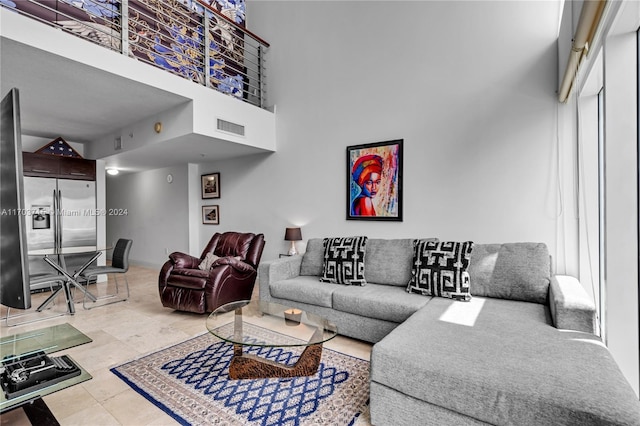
106 165 190 268
95 160 107 269
88 102 194 162
196 1 563 263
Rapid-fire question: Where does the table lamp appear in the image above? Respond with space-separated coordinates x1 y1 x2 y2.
284 227 302 256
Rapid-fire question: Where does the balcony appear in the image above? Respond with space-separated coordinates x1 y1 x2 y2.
0 0 269 108
0 0 275 173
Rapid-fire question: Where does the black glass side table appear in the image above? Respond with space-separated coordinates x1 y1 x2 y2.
0 323 92 423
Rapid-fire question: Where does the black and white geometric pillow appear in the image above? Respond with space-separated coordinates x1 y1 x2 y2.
407 240 474 301
320 236 368 286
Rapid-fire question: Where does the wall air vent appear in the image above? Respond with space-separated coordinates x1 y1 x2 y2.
114 137 122 151
217 118 245 137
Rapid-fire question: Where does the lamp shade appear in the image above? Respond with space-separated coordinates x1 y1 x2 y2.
284 227 302 241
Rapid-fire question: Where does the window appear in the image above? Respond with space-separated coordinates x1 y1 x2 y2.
598 86 605 341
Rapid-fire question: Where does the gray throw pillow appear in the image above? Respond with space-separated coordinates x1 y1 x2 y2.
467 243 551 304
300 238 325 276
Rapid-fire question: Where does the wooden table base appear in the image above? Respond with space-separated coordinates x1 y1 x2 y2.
228 342 323 379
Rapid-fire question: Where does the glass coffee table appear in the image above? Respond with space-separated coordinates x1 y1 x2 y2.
206 300 338 380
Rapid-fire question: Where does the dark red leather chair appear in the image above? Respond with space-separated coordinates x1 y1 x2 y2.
159 232 265 313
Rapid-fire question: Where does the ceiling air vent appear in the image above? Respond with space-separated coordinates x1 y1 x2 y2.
217 118 245 137
114 137 122 151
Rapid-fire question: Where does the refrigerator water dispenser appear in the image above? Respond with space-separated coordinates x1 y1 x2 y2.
32 205 51 230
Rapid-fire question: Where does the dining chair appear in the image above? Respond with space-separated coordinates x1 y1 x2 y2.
80 238 133 310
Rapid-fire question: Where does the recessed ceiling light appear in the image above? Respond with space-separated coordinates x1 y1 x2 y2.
106 168 119 176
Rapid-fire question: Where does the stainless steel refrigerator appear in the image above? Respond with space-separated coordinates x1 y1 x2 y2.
23 176 97 288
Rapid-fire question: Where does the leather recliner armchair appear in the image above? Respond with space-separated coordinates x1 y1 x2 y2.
159 232 265 313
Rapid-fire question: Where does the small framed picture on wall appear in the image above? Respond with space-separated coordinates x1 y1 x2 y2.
202 205 219 225
201 172 220 199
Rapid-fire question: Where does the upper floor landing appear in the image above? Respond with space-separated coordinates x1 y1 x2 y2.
0 0 275 173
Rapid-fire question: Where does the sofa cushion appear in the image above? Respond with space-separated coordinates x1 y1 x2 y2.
371 297 640 425
320 236 368 285
468 242 551 304
364 238 419 286
332 283 431 323
407 240 474 301
269 276 342 308
300 238 324 276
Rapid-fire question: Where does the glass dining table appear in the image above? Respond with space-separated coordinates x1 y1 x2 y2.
28 246 109 315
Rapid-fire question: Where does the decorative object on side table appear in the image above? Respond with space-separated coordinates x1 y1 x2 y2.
284 227 302 255
347 139 403 221
202 205 219 225
201 172 220 199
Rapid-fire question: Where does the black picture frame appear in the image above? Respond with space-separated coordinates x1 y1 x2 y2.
346 139 403 221
201 172 220 199
202 205 220 225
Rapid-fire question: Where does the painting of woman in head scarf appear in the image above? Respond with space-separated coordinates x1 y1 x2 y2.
347 140 403 221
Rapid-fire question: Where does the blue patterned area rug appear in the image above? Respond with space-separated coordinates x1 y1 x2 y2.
111 322 370 425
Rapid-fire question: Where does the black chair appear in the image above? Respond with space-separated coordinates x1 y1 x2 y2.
80 239 132 310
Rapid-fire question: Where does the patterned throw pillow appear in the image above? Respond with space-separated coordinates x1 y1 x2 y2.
407 240 474 301
320 236 368 286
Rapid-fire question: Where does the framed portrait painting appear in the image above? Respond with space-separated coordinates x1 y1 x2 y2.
201 173 220 199
202 205 220 225
347 139 403 221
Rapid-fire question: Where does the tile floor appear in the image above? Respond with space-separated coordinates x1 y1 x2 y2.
0 264 373 425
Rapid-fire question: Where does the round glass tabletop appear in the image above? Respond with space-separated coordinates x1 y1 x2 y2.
206 300 338 348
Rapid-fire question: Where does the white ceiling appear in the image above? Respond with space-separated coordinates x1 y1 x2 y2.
0 37 268 173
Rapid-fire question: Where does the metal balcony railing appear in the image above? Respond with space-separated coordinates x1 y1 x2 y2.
1 0 269 108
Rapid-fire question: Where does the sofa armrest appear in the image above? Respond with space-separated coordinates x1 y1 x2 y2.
169 252 201 269
549 275 598 334
257 255 304 302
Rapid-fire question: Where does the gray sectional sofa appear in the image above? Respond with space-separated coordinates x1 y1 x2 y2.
258 238 640 425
